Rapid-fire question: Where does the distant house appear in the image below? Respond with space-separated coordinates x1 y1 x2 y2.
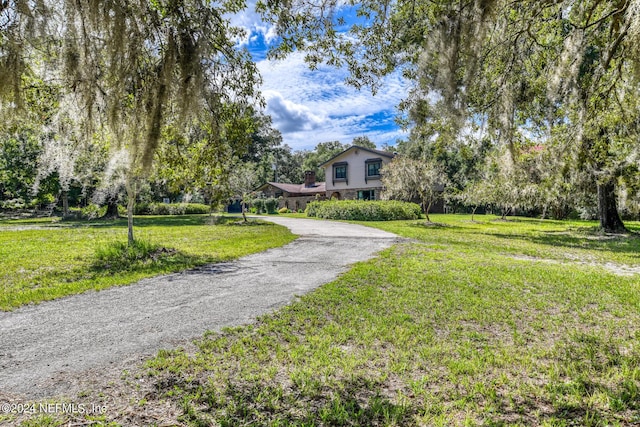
319 145 396 201
256 171 326 211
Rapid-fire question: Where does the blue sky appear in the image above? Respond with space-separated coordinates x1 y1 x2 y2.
229 9 409 151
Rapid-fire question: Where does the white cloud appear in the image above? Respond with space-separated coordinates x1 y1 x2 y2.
226 6 410 150
257 51 409 150
264 90 325 132
263 25 279 44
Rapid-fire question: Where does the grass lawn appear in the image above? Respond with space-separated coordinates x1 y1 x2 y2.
0 215 296 311
7 214 640 426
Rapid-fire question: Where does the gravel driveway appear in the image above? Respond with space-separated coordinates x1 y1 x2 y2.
0 217 398 398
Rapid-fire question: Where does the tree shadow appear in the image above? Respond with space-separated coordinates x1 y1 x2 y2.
485 228 640 257
171 374 416 427
57 215 259 229
409 221 464 230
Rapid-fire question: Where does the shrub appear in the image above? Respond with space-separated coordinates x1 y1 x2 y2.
135 203 210 215
305 200 422 221
278 207 291 214
251 198 266 214
31 193 56 209
80 204 105 220
93 239 180 272
1 198 26 210
134 202 152 215
264 197 279 214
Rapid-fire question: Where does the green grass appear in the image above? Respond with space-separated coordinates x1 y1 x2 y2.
139 214 640 426
0 215 296 310
7 214 640 426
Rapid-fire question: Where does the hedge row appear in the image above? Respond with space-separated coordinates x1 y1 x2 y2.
306 200 422 221
135 203 210 215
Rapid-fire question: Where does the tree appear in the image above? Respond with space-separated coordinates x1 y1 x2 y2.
351 136 377 149
301 141 348 181
227 161 260 221
381 156 449 223
33 96 107 218
2 0 260 244
154 103 260 211
260 0 640 232
0 127 41 204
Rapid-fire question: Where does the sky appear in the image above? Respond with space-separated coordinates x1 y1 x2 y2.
229 9 410 152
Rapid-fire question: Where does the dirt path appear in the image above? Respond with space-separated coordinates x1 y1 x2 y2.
0 217 398 398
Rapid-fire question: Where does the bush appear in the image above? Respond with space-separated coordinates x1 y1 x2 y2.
1 198 27 210
80 204 105 220
278 207 291 214
264 197 279 214
93 239 180 272
306 200 422 221
251 198 266 214
250 197 279 214
135 203 210 215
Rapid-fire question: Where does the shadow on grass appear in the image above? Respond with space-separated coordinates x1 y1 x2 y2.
170 375 415 426
409 221 463 230
485 228 640 257
485 333 640 426
57 215 267 229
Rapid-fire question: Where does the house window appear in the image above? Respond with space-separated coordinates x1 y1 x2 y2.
357 190 375 200
365 158 382 182
333 162 347 180
367 161 381 177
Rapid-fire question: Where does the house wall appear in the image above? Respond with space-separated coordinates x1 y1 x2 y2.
323 148 394 196
281 196 321 212
326 188 382 201
259 184 323 211
259 184 284 199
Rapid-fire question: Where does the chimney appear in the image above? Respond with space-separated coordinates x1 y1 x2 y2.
304 170 316 188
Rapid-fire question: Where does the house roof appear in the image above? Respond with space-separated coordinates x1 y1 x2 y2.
257 181 326 196
319 145 396 168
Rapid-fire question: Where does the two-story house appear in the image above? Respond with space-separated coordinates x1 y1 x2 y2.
319 145 396 201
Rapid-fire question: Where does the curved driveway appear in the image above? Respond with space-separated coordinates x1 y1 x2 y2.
0 217 398 398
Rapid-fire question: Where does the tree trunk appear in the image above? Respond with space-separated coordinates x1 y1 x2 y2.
127 199 135 245
597 180 626 233
501 206 508 220
424 200 431 223
61 191 69 218
103 197 120 219
125 181 136 246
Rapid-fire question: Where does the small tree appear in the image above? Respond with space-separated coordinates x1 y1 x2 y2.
228 162 259 222
455 181 491 222
381 157 449 223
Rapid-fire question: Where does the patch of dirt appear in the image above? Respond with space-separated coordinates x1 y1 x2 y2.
149 247 178 261
1 363 184 426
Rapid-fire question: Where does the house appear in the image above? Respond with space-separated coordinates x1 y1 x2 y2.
256 171 326 211
319 145 396 201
